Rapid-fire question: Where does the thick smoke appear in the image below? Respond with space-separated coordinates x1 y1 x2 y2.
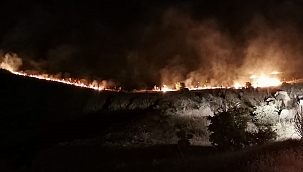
184 17 237 87
0 53 22 72
133 9 238 88
239 15 303 81
137 5 303 88
2 1 303 89
46 44 78 73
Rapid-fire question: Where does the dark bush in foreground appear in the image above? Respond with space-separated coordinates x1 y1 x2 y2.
208 107 277 150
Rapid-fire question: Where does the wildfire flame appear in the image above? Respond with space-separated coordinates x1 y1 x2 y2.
233 74 281 89
4 69 283 92
11 71 109 91
253 75 281 87
8 70 283 92
234 82 241 89
157 72 282 91
0 53 282 92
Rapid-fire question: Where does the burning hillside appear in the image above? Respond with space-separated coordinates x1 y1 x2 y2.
0 53 284 92
0 53 118 91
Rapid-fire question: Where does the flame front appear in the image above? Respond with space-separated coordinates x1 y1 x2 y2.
253 75 281 87
11 71 108 91
233 74 282 89
6 70 283 92
0 53 282 92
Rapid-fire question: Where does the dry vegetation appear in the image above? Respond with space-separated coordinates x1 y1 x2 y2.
27 139 303 172
3 71 303 171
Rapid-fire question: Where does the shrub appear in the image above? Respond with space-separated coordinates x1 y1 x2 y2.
250 125 277 145
208 107 277 150
294 107 303 140
253 104 279 125
208 107 252 150
176 129 193 146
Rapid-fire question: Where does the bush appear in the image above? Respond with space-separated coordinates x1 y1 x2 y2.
250 125 277 145
208 107 277 150
253 104 279 125
176 129 193 146
294 107 303 140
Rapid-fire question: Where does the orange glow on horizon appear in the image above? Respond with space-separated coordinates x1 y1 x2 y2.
3 68 282 93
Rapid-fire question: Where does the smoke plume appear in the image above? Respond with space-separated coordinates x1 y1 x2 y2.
0 53 23 72
136 4 303 88
2 1 303 89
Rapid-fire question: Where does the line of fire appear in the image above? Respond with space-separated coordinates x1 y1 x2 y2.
1 53 300 92
2 67 295 93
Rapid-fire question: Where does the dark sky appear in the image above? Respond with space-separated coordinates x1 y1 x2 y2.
1 0 303 89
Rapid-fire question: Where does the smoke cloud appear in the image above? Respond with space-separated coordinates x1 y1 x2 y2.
0 53 23 72
133 4 303 88
2 1 303 89
239 15 303 80
130 8 240 88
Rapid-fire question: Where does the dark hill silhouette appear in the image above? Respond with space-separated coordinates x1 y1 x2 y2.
0 69 154 170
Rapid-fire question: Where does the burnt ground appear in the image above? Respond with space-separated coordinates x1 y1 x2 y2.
1 69 302 172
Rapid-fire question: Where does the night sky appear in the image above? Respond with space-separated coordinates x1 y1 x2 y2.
1 0 303 89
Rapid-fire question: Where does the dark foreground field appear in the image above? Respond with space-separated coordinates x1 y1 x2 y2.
26 139 303 172
1 69 303 172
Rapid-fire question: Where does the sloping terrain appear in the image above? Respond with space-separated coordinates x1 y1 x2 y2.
1 69 302 171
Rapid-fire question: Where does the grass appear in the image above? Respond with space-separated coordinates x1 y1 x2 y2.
29 144 216 172
3 71 303 171
26 139 303 172
245 139 303 172
78 112 211 147
248 150 303 172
